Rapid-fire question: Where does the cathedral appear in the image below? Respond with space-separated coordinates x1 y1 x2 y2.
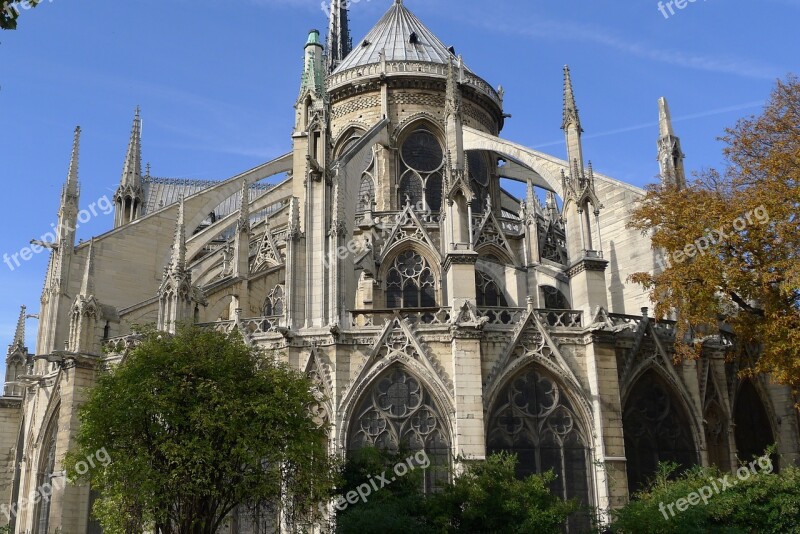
2 0 798 531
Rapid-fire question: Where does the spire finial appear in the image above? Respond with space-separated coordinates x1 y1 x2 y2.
562 65 582 132
65 126 81 198
326 0 352 72
658 96 675 138
121 107 143 187
657 96 686 188
170 197 187 271
80 239 96 296
9 305 27 354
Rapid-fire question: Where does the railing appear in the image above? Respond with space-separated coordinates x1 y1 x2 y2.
476 307 526 326
328 60 503 110
350 308 451 327
499 217 523 235
605 314 643 329
3 384 23 397
535 309 583 328
196 316 284 337
104 334 145 353
607 313 679 336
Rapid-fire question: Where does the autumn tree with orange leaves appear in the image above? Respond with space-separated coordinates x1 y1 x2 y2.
628 76 800 397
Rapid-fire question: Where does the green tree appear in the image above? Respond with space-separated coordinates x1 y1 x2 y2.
1 0 43 30
628 76 800 394
611 461 800 534
336 447 432 534
66 326 337 534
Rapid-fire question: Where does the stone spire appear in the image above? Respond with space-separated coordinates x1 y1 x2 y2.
562 65 582 133
300 29 325 96
170 197 187 272
80 239 96 297
657 97 687 188
445 56 465 173
115 108 145 227
8 305 26 355
121 107 142 188
546 191 560 222
326 0 352 73
561 66 584 170
39 127 81 355
55 126 81 253
60 126 81 224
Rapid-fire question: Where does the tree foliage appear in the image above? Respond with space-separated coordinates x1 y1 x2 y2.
66 326 337 534
611 462 800 534
426 453 579 533
336 447 431 533
336 451 577 534
1 1 42 30
628 76 800 393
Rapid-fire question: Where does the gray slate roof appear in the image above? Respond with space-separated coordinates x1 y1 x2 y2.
334 0 469 74
142 177 275 220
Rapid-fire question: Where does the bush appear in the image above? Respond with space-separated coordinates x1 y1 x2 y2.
336 451 577 534
611 461 800 534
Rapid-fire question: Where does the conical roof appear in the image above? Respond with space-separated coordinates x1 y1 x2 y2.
334 0 466 74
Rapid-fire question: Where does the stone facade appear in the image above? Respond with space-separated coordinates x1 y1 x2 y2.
2 1 799 532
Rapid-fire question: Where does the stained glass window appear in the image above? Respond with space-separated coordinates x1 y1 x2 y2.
623 370 698 492
348 367 451 492
386 251 436 309
475 271 508 307
487 367 591 531
399 129 444 212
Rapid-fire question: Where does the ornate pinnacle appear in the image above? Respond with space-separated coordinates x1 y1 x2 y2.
562 65 583 133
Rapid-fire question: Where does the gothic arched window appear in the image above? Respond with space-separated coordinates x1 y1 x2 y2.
468 151 490 214
475 271 508 307
385 251 436 309
623 370 698 492
263 284 286 317
348 367 451 492
704 400 730 472
734 380 777 468
34 411 59 534
541 285 571 310
399 128 444 212
487 366 591 531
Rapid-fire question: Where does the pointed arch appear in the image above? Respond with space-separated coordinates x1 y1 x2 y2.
381 248 439 309
345 364 453 492
333 124 368 159
540 285 571 310
700 363 731 471
33 408 60 534
734 379 778 468
474 269 508 307
623 368 699 492
486 363 594 531
395 120 446 212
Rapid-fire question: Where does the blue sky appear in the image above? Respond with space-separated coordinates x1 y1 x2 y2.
0 0 797 361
